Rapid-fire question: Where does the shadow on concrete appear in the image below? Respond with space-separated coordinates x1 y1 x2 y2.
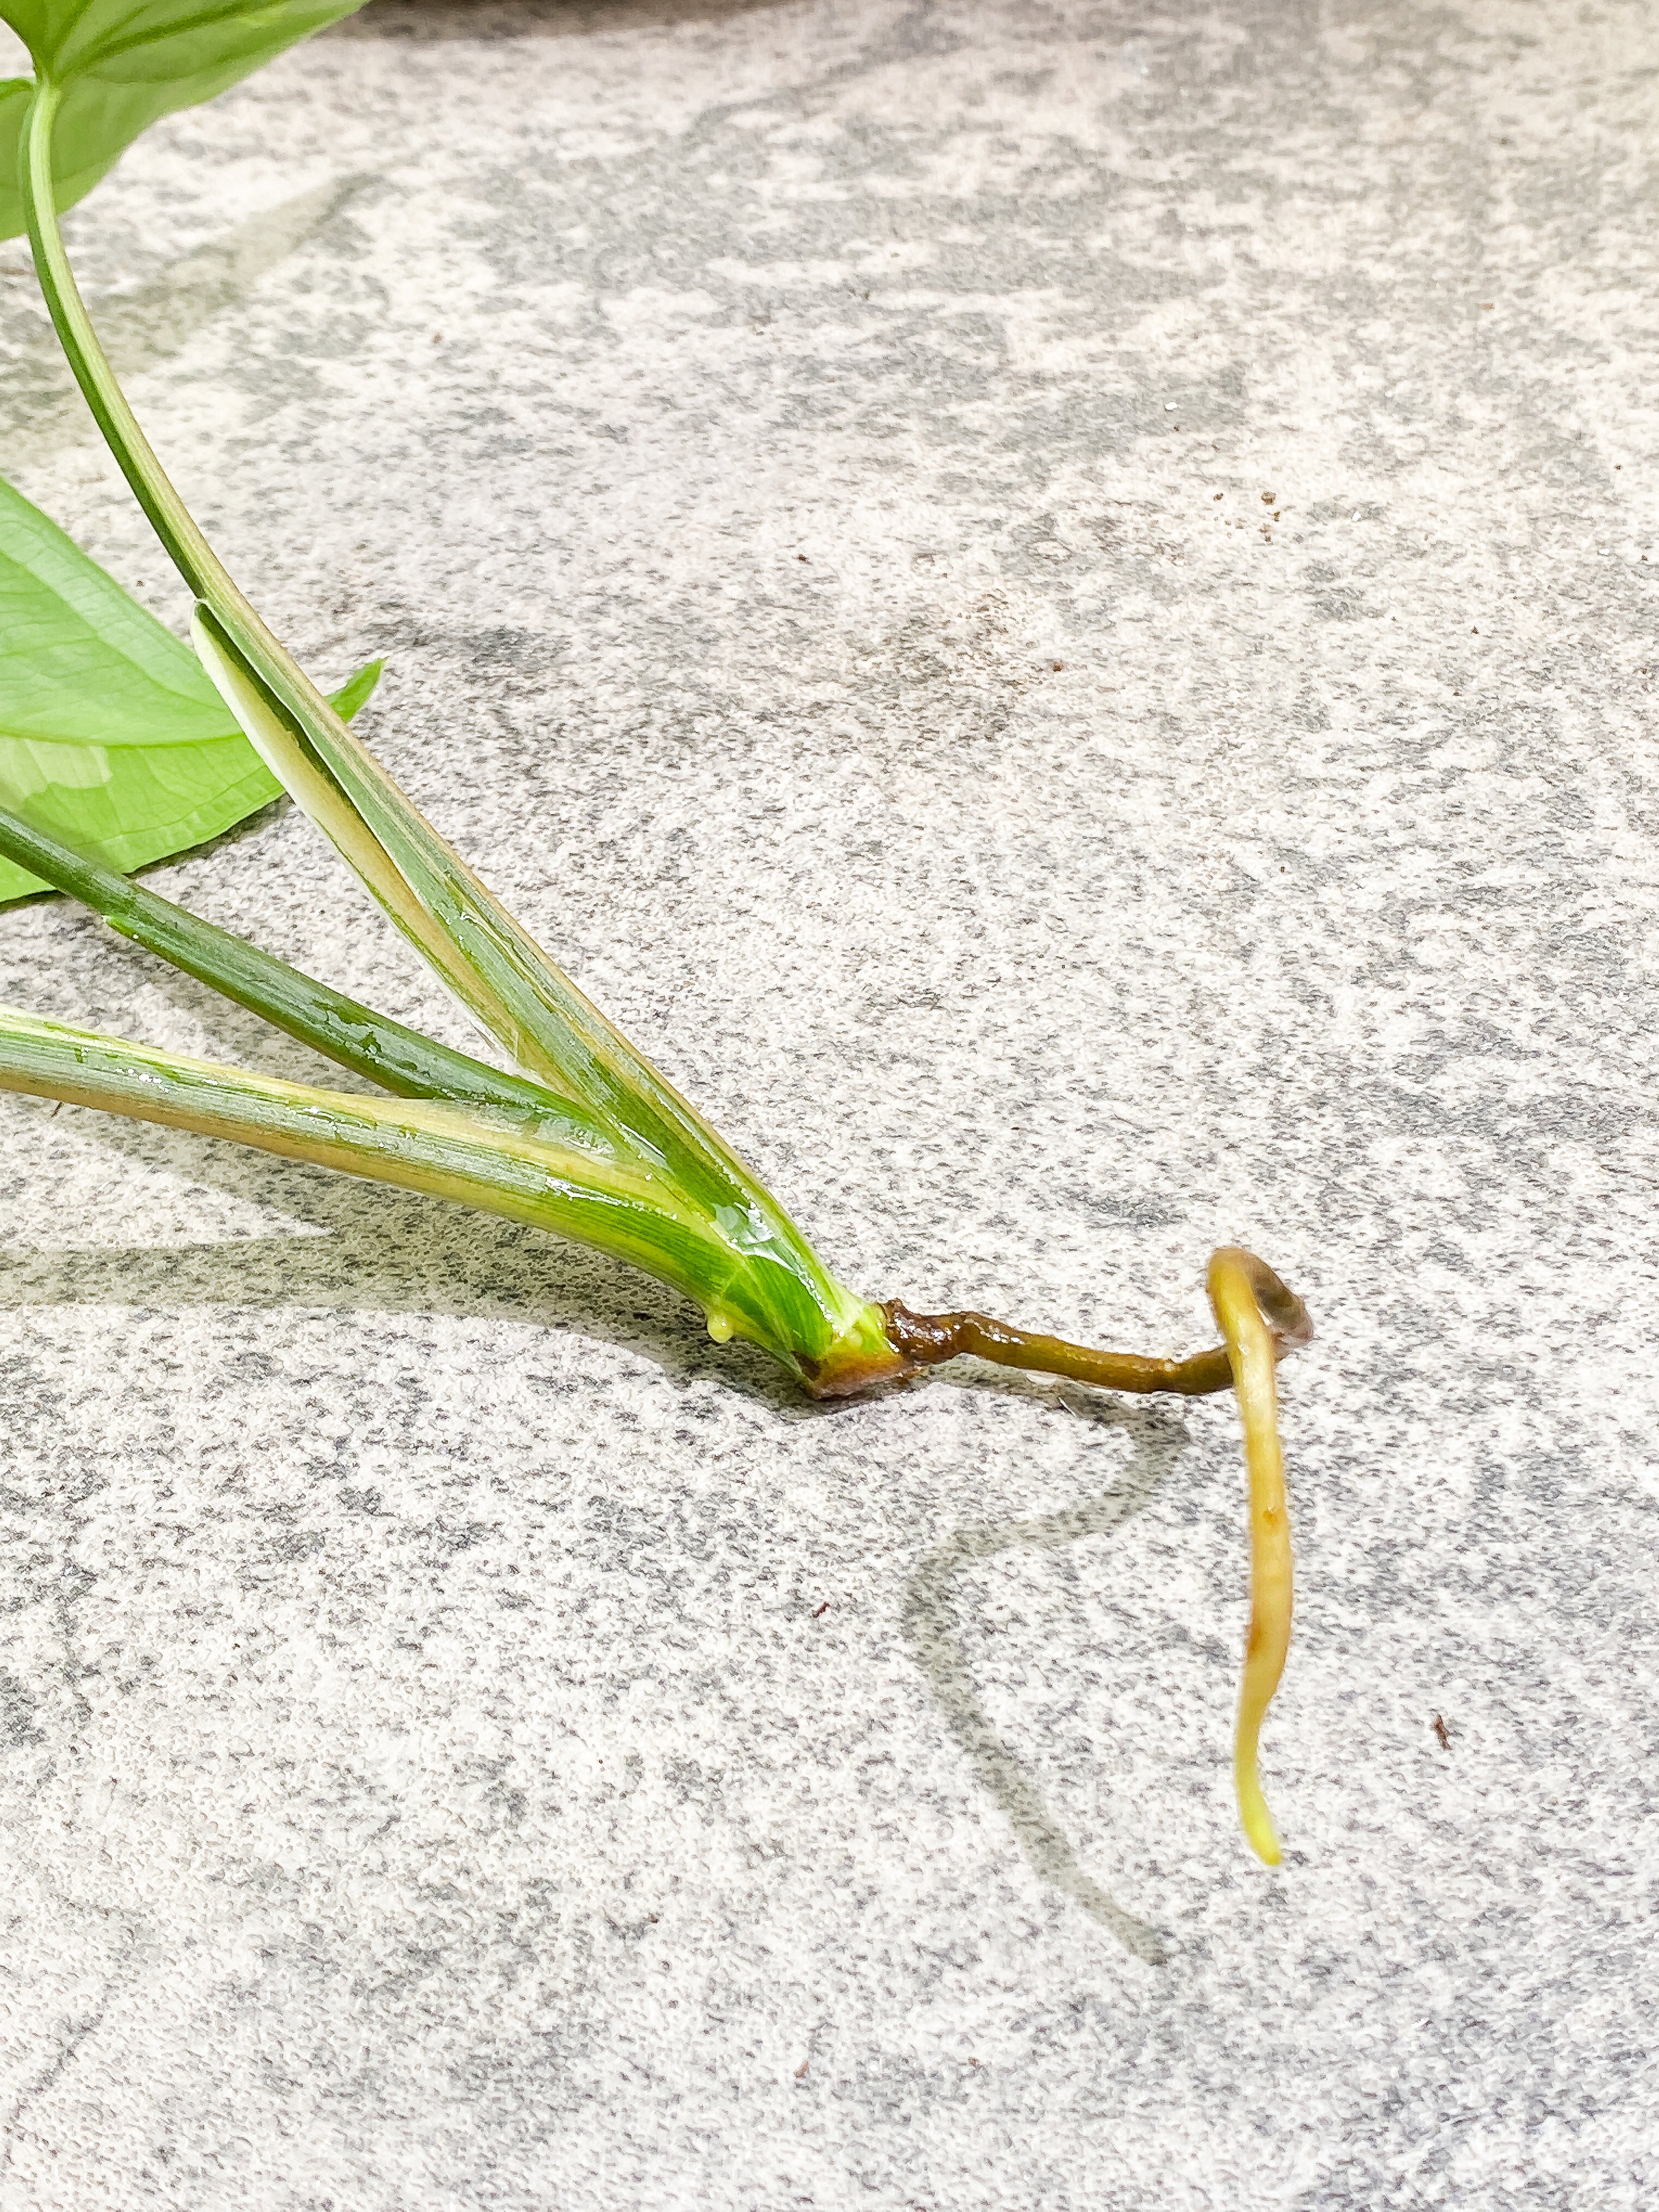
330 0 790 37
0 177 372 469
903 1392 1188 1967
10 1076 1193 1961
0 1166 817 1411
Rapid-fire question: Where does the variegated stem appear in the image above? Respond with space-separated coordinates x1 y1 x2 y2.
0 802 617 1147
18 77 866 1368
0 1004 896 1388
19 70 761 1188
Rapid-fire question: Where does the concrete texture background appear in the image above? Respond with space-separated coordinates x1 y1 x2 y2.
2 1 1657 2203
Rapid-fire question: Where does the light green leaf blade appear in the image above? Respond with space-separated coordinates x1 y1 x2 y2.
0 0 368 239
0 471 379 899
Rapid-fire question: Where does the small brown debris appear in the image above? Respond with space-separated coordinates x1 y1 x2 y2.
812 1601 829 1617
795 2059 810 2078
1261 491 1276 504
1051 659 1065 672
1432 1713 1452 1752
1213 492 1224 500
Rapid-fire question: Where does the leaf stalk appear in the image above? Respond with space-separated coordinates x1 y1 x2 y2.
0 801 616 1141
16 74 883 1377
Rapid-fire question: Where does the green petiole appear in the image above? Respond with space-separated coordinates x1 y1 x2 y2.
0 801 619 1145
0 1002 897 1384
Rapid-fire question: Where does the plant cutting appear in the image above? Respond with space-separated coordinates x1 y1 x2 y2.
0 0 1313 1864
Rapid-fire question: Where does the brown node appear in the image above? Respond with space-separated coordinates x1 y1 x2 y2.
881 1248 1308 1396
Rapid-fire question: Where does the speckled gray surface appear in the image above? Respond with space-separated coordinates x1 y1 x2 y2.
1 1 1657 2204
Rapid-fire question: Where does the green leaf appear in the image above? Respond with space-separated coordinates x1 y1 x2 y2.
0 0 368 239
0 470 379 901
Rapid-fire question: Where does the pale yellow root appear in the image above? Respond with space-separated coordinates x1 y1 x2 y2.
1207 1248 1299 1867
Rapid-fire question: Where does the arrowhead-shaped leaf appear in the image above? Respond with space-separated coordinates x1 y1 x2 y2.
0 0 366 239
0 470 378 900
